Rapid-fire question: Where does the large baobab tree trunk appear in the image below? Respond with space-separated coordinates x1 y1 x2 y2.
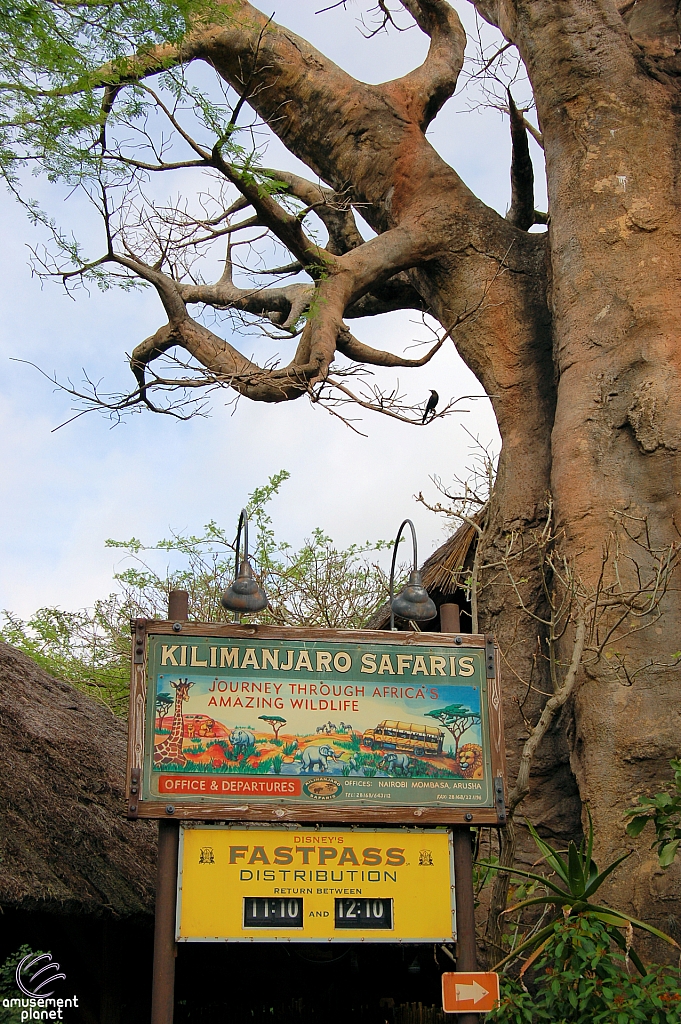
479 0 681 927
66 0 681 934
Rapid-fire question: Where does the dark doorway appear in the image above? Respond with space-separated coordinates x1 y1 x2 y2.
174 941 448 1024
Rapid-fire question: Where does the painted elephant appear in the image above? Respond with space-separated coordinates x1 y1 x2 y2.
300 745 341 772
231 729 255 752
380 752 410 775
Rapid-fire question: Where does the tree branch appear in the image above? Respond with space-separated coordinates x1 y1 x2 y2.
336 324 445 367
508 616 586 814
265 169 364 255
391 0 467 129
506 90 535 231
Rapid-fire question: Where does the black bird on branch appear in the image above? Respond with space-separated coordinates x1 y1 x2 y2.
422 389 439 423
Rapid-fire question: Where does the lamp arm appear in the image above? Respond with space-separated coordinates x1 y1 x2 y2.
389 518 418 631
234 508 250 577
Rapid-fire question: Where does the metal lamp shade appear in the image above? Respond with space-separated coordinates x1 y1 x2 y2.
220 559 268 614
390 570 437 623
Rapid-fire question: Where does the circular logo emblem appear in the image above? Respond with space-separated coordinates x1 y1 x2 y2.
16 954 66 998
303 778 342 800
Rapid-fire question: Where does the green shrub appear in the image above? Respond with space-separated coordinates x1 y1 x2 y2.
0 947 45 1024
488 916 681 1024
627 758 681 868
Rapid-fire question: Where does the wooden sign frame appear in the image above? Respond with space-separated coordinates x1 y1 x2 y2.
126 621 506 825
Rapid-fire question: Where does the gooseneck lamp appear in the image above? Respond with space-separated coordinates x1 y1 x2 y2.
220 509 268 621
389 519 437 631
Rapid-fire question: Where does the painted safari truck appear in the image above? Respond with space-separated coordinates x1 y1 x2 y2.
362 720 444 757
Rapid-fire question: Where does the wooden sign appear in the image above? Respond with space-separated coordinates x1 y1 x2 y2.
126 622 506 824
442 973 500 1013
176 825 455 943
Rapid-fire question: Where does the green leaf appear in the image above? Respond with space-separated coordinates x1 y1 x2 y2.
478 860 572 899
582 851 630 899
659 840 680 867
626 815 650 838
526 820 570 885
587 902 680 949
567 840 586 896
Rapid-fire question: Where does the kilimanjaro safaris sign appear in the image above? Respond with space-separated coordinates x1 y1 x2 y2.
126 623 506 824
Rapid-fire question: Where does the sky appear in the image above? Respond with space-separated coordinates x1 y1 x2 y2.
0 0 546 618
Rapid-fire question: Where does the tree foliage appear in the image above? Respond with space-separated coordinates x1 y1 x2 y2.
106 469 394 627
0 0 216 183
424 702 480 758
0 471 395 712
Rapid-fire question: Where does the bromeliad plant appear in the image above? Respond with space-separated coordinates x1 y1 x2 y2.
485 814 679 975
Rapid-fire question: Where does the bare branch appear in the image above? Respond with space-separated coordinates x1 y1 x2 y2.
336 324 445 367
508 617 586 813
265 169 365 255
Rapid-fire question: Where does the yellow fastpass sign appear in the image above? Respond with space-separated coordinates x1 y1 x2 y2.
177 825 455 942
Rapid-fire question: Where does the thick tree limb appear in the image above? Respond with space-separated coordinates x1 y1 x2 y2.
336 325 445 367
62 0 553 472
506 90 535 231
390 0 467 129
124 217 437 404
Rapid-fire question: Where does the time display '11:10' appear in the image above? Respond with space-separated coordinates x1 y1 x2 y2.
243 897 303 928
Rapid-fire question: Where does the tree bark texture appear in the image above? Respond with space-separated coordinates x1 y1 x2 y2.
103 0 681 934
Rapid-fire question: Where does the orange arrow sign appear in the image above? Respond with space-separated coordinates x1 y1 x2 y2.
442 972 500 1013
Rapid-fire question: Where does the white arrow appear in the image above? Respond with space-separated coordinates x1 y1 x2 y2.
455 980 489 1005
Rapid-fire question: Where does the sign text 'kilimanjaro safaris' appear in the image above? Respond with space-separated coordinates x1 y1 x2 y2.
126 623 506 824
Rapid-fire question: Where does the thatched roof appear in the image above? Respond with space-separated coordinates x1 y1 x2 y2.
0 643 156 917
366 512 482 630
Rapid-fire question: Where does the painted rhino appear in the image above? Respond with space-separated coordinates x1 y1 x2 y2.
231 729 255 751
299 745 341 772
380 752 411 774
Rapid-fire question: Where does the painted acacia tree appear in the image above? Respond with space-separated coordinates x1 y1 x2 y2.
5 0 681 936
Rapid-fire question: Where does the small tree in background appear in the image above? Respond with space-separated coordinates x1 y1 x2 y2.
0 472 398 714
258 715 287 740
424 703 480 760
156 692 174 727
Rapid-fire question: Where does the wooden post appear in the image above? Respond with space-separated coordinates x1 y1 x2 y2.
151 821 179 1024
150 590 188 1024
168 589 189 621
440 603 461 634
451 827 478 1024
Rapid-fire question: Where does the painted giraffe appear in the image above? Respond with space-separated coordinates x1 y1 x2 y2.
154 678 194 767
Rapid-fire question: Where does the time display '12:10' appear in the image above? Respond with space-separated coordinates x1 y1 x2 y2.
243 897 303 928
334 898 393 929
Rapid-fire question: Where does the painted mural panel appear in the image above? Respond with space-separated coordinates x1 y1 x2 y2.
143 633 494 810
